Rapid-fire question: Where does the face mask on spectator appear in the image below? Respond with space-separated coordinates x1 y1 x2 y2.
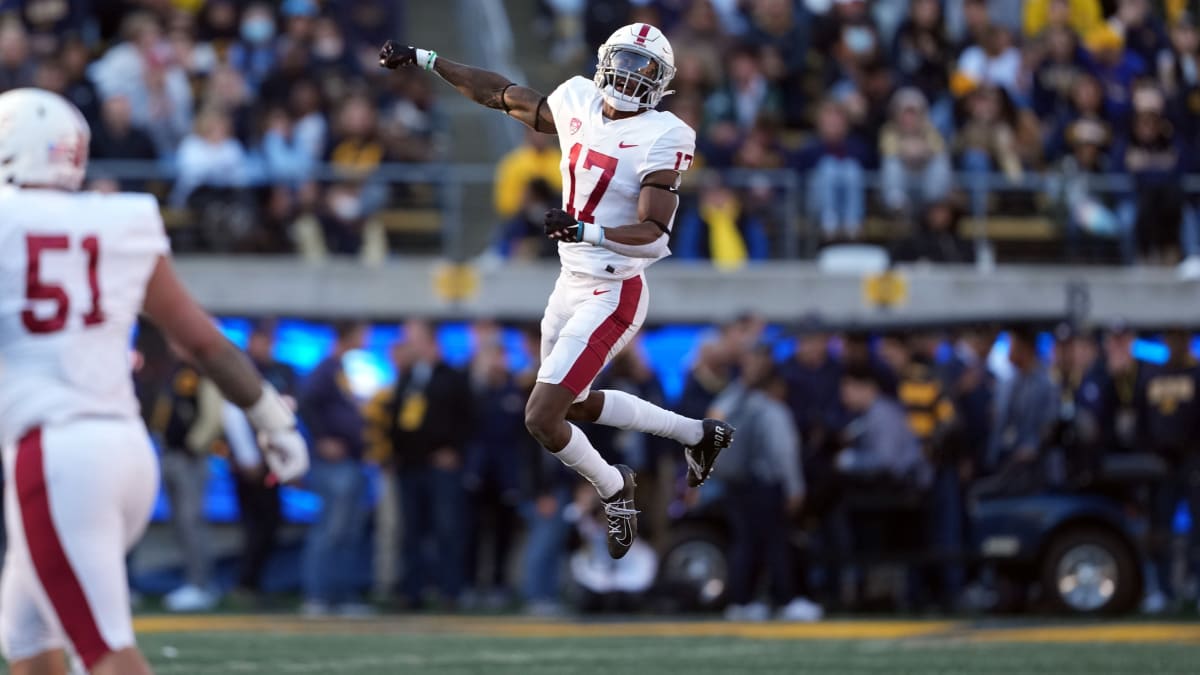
329 192 362 221
314 37 343 59
241 17 276 44
844 26 875 55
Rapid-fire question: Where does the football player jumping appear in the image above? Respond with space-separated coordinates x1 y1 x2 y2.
381 23 735 559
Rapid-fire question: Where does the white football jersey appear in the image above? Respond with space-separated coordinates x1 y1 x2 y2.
0 188 169 447
547 76 696 279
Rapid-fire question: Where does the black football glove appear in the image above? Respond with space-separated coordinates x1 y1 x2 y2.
379 40 417 69
544 207 582 242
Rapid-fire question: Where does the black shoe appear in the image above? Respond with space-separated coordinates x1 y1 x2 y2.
685 419 735 487
601 464 638 559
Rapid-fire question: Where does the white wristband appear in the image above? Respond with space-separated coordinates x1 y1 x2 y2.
244 383 295 433
415 48 438 71
580 221 605 246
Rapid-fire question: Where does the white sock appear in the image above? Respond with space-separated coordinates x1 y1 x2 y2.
553 423 623 499
595 389 705 446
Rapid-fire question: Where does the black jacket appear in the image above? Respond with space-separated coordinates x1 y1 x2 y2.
381 361 473 470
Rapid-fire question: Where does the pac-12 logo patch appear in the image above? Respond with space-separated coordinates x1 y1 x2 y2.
569 117 582 135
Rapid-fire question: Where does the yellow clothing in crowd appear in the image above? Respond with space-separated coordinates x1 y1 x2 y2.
493 145 562 218
1023 0 1103 38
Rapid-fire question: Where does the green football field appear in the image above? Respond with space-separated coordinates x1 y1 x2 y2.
119 615 1200 674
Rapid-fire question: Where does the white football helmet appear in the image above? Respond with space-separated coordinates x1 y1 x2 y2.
594 23 676 112
0 88 90 191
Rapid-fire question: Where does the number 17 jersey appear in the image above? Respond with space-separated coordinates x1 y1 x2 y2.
547 76 696 280
0 188 169 447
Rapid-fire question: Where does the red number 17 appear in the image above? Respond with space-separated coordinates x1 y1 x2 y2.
565 143 618 224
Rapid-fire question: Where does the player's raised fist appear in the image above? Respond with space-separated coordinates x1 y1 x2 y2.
379 40 416 69
544 207 581 242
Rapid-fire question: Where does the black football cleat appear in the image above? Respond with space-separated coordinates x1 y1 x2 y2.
601 464 639 559
685 419 735 488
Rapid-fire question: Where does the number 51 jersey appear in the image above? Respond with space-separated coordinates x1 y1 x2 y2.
547 76 696 280
0 188 169 447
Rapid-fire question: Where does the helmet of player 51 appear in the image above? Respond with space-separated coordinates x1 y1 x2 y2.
0 88 90 191
594 23 676 112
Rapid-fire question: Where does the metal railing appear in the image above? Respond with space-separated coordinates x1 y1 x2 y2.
89 159 1200 263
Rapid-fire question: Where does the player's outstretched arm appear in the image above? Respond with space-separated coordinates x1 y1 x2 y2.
544 170 681 258
142 256 309 483
379 40 555 133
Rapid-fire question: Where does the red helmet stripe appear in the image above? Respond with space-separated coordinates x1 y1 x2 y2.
635 23 651 45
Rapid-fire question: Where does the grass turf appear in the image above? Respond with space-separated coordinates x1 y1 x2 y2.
128 618 1200 675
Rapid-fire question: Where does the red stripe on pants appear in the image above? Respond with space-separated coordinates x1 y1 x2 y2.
560 276 643 395
15 427 113 668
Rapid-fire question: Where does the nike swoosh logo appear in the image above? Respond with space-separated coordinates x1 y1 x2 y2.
618 142 639 148
593 289 610 295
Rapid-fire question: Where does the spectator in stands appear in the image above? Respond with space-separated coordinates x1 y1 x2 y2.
230 322 295 605
288 79 329 165
1030 26 1091 122
822 0 884 84
89 12 193 159
732 126 788 169
379 70 444 164
711 343 819 623
892 0 954 136
894 198 974 264
310 16 360 103
832 59 897 167
204 65 256 146
59 37 101 125
793 99 868 241
674 179 769 267
945 324 999 474
293 181 387 263
704 47 783 132
1086 24 1147 128
463 340 524 608
0 19 34 93
879 87 954 218
1022 0 1103 40
1137 326 1200 612
1046 73 1111 161
367 320 473 609
974 327 1059 498
261 41 312 107
779 319 844 456
1055 118 1121 261
90 94 159 191
1114 0 1169 66
229 3 279 88
152 360 223 612
1114 86 1187 264
262 106 318 187
666 0 727 100
494 178 558 261
1159 13 1200 144
280 0 320 51
172 106 251 207
1076 323 1140 454
678 335 733 424
326 94 387 179
955 85 1024 215
955 24 1025 104
494 129 562 220
299 321 372 617
836 363 932 489
953 0 994 54
887 331 965 610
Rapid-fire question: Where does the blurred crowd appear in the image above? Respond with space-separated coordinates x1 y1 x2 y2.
0 0 443 255
134 314 1200 617
491 0 1200 266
